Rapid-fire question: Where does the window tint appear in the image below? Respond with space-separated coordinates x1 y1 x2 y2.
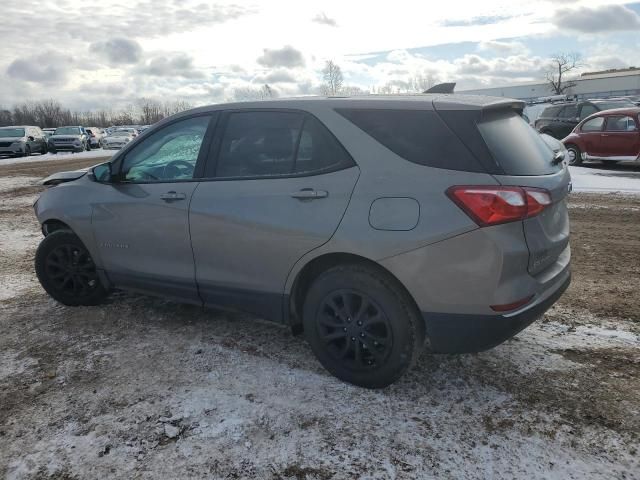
477 110 559 176
122 115 210 182
216 112 303 177
335 108 484 172
542 106 562 117
559 105 578 119
295 115 353 174
581 116 604 132
605 116 637 132
579 105 598 119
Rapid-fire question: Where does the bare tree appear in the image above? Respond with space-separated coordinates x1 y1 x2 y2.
322 60 343 96
546 53 582 95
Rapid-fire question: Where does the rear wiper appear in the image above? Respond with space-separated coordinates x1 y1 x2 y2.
551 151 565 165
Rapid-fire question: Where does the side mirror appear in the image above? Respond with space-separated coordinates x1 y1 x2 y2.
91 162 113 183
28 136 35 141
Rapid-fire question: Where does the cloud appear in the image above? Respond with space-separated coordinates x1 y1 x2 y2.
478 40 528 55
91 38 142 65
6 52 73 85
137 53 205 79
554 5 640 32
252 69 298 84
312 12 338 27
442 15 513 27
257 46 305 68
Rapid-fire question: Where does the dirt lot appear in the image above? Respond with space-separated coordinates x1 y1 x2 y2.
0 158 638 479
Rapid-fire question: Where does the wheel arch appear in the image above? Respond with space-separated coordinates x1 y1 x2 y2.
41 219 73 236
287 252 422 334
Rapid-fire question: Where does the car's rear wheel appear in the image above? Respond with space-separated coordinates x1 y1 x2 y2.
566 144 582 166
303 264 423 388
35 230 108 306
41 143 47 154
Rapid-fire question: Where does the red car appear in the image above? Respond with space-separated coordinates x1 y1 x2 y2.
562 107 640 166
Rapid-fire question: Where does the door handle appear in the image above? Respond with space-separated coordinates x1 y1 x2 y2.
159 191 186 201
290 188 328 200
601 134 609 137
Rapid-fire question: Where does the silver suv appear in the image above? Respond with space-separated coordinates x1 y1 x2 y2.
34 96 571 388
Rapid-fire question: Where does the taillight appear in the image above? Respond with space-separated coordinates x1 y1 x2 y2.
446 186 552 227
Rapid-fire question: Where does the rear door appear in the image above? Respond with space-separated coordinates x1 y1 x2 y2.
601 115 640 158
189 110 359 321
556 104 578 138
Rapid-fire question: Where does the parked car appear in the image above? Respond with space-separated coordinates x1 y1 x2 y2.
42 128 57 139
48 126 90 153
102 130 135 149
33 96 571 388
534 99 636 139
86 127 105 148
562 107 640 165
0 126 47 157
115 127 139 137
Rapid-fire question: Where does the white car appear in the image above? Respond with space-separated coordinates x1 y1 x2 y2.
102 131 135 149
86 127 105 148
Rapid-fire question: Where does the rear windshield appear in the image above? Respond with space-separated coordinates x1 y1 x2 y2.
477 111 559 176
335 108 485 172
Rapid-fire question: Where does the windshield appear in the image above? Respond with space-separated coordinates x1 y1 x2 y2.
0 128 25 138
111 131 130 137
595 101 634 111
54 127 81 135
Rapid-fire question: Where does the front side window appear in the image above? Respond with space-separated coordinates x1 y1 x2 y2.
605 116 637 132
121 115 211 182
581 116 605 132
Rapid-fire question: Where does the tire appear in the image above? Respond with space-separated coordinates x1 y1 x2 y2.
303 264 423 388
41 143 47 155
85 141 91 151
35 230 108 306
25 145 31 157
566 144 582 166
49 149 57 154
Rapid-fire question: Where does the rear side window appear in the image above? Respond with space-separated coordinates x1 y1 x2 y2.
579 105 598 119
335 108 484 172
581 117 604 132
605 116 637 132
476 110 558 176
542 106 562 117
559 105 577 119
214 111 354 178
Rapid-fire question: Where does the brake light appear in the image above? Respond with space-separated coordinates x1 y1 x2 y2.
446 186 552 227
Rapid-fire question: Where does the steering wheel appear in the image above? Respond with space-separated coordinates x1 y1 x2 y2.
162 159 194 179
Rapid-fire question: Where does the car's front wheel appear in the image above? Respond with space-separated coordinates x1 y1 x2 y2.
303 264 423 388
35 230 108 306
566 144 582 166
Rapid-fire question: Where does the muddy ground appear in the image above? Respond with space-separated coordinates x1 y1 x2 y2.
0 158 638 479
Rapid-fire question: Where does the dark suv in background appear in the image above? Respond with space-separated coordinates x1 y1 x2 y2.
535 99 635 139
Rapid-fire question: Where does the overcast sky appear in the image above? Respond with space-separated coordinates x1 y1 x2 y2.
1 0 640 110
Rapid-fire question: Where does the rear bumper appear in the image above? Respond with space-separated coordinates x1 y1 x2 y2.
423 271 570 354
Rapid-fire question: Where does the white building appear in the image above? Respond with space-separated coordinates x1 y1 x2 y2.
458 68 640 101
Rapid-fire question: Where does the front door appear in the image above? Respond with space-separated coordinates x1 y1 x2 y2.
91 114 214 302
578 116 605 157
601 115 640 159
189 110 359 321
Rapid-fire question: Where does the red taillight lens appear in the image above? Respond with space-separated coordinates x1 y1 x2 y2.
447 186 552 227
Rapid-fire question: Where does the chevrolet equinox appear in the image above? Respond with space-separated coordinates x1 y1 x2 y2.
34 95 571 388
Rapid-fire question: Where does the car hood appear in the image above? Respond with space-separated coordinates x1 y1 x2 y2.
42 168 89 186
0 136 26 142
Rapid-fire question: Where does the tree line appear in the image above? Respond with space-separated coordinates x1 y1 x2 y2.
0 98 194 128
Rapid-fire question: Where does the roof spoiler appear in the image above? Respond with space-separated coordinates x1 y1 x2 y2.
424 82 456 94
